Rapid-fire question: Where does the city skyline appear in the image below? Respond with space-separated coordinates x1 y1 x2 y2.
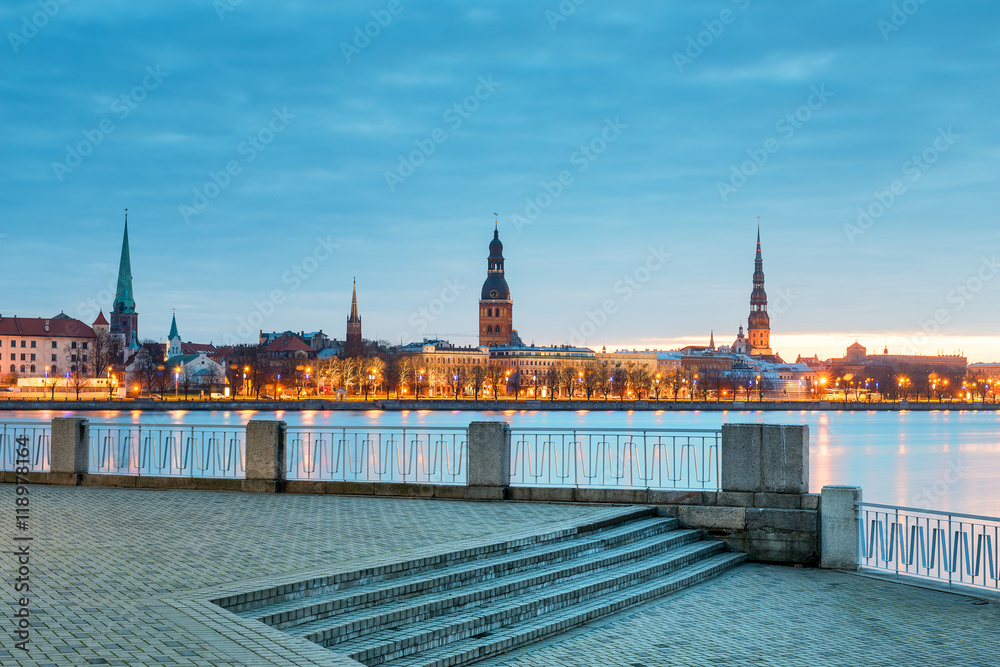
3 2 999 361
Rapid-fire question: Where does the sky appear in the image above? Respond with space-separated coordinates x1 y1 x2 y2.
2 1 999 361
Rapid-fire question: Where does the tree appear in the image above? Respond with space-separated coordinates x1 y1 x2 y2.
468 362 487 401
611 365 628 403
448 365 467 399
485 362 506 400
133 348 159 396
596 365 611 401
90 328 120 379
542 366 559 401
663 368 684 401
382 353 404 398
582 362 601 400
558 364 578 400
628 364 652 400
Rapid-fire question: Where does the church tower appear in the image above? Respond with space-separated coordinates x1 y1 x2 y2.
168 312 182 358
479 222 513 347
110 211 138 351
747 228 772 356
345 279 362 355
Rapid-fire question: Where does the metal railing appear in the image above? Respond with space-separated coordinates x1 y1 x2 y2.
858 502 1000 593
286 426 468 485
0 422 51 473
509 428 721 490
90 424 245 478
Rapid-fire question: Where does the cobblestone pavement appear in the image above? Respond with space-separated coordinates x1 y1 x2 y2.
0 485 629 666
475 562 1000 667
3 486 998 667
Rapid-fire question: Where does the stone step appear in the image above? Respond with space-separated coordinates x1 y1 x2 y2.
386 552 747 667
290 527 703 647
218 506 656 616
245 515 680 630
330 540 727 665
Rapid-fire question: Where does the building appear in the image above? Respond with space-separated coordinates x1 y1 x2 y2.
0 313 98 379
490 345 596 371
110 213 139 353
345 279 363 356
747 228 772 356
262 333 316 360
479 223 514 347
595 349 659 374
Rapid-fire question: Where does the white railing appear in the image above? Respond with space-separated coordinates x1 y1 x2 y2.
285 426 468 485
0 422 51 472
509 428 720 490
858 502 1000 593
89 424 245 478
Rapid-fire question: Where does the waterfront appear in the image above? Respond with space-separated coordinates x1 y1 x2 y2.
4 408 999 515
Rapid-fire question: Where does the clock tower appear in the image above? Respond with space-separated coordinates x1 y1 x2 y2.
479 223 513 347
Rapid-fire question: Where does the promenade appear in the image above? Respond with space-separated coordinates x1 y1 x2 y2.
1 486 997 666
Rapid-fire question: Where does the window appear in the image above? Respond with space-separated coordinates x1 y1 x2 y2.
30 366 35 373
82 342 88 350
30 341 35 348
30 354 35 361
20 340 26 348
51 355 56 362
19 365 24 373
9 340 15 347
8 365 13 372
71 341 77 349
82 355 88 362
20 354 25 361
51 342 56 349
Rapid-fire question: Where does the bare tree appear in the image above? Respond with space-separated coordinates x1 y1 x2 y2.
542 366 559 401
558 364 578 400
663 368 684 401
485 362 506 400
468 362 487 401
582 362 601 400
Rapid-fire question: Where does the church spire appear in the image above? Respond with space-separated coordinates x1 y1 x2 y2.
348 278 360 323
168 311 179 340
114 210 135 314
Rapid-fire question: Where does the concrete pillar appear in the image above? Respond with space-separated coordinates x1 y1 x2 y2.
245 420 286 493
761 424 809 494
720 423 762 492
50 417 89 484
467 421 510 499
820 485 862 570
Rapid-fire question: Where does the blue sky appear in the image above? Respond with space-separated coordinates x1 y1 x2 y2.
3 1 999 360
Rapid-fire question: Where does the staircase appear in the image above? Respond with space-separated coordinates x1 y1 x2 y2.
223 508 746 666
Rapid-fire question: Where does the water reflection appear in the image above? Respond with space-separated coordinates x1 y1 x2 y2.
4 408 999 515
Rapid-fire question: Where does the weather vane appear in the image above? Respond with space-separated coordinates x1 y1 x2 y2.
494 212 498 228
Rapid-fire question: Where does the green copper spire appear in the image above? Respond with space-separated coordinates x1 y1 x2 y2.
168 312 179 340
114 212 136 314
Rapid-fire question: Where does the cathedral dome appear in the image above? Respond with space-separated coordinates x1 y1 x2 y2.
481 274 509 300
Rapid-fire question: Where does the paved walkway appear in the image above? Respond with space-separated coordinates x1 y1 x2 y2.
1 486 998 666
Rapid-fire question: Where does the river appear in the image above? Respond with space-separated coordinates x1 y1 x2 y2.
5 408 999 516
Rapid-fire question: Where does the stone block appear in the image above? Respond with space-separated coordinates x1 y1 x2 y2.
245 420 286 489
574 488 649 505
51 417 89 476
646 490 707 505
746 508 818 533
82 474 136 488
675 505 747 531
370 482 435 498
242 479 281 493
802 493 821 511
464 485 507 501
431 485 471 500
820 485 862 570
468 421 510 488
717 491 754 507
720 423 761 492
746 508 819 564
753 492 802 509
283 480 326 495
324 481 374 496
761 424 809 494
508 486 576 503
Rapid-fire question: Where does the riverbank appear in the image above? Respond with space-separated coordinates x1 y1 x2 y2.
0 397 997 411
